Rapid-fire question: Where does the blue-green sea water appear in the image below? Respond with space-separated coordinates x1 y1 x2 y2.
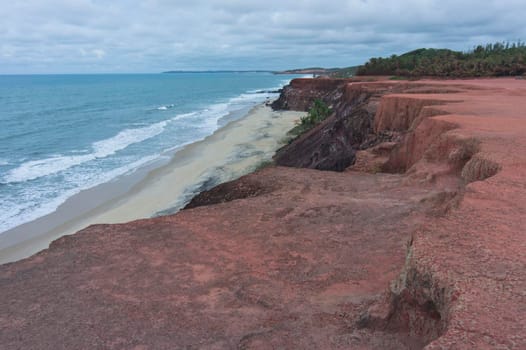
0 72 300 233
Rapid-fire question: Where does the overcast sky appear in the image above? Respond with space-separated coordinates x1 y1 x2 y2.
1 0 525 74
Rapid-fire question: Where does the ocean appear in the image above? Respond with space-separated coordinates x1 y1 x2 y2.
0 72 300 234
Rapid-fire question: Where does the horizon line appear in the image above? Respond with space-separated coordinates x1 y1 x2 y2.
0 70 294 76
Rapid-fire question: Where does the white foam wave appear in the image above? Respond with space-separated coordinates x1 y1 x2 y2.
246 81 290 95
228 93 267 104
92 121 167 157
171 111 198 121
157 104 175 110
227 88 280 109
200 103 230 131
4 155 92 184
0 153 164 234
0 81 290 232
3 120 169 184
0 187 74 234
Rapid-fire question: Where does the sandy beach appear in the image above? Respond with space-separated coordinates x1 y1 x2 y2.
0 104 306 264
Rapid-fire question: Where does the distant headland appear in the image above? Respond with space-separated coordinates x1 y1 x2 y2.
162 70 272 74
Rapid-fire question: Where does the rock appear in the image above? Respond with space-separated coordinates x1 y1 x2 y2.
270 78 347 111
184 176 273 209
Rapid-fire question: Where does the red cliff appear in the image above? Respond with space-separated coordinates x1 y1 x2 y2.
1 78 525 349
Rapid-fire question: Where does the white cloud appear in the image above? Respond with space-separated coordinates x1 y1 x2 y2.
0 0 525 73
92 49 105 59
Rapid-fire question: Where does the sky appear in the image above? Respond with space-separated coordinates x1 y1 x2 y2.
1 0 525 74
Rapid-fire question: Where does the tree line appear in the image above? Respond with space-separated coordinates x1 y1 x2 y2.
355 42 526 77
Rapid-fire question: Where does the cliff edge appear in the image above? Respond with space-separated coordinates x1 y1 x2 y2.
1 78 525 349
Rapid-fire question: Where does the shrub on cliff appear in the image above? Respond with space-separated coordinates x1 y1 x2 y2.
288 99 332 138
301 99 332 127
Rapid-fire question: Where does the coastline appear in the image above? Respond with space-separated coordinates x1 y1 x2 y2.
0 104 306 264
2 77 526 348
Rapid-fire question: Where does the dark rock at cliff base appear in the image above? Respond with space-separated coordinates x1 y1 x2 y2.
273 104 374 171
184 176 274 209
270 79 441 172
272 78 379 171
271 78 347 111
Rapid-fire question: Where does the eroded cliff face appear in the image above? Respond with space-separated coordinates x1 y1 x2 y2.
272 80 462 173
272 80 394 171
270 78 347 111
1 78 525 350
261 78 525 348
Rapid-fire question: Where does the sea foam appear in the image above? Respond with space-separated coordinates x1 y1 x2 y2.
0 73 296 235
3 120 170 184
157 104 175 110
0 153 165 233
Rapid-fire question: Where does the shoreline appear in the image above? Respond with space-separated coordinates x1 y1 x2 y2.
0 104 305 264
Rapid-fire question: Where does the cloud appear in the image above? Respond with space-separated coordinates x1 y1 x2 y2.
0 0 525 73
92 49 105 59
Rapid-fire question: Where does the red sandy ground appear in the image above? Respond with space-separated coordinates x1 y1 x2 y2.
1 78 525 349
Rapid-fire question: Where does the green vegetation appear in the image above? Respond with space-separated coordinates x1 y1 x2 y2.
287 99 332 138
301 99 332 126
356 42 526 77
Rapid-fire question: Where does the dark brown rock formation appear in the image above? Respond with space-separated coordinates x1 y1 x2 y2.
272 80 374 171
184 176 273 209
270 78 347 111
271 80 448 172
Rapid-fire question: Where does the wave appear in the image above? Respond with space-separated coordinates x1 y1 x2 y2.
228 93 271 104
92 121 167 157
226 88 281 108
0 153 164 233
2 99 244 185
0 186 76 234
0 77 295 233
3 120 170 184
2 78 293 186
247 82 290 95
246 88 281 94
157 104 175 110
2 98 245 185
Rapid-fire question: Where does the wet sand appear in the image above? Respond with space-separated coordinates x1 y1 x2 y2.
0 104 305 264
